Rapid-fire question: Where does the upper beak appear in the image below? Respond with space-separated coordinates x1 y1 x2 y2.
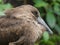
37 17 53 34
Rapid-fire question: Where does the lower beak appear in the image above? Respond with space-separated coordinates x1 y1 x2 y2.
37 17 53 34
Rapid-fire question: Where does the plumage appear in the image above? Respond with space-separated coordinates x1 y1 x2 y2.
0 5 52 45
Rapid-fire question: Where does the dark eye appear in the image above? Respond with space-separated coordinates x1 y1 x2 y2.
31 11 38 17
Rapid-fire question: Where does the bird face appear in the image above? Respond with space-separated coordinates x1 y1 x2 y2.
4 5 53 34
20 5 53 34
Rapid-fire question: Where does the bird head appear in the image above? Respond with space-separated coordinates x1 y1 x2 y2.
4 5 53 34
19 5 53 34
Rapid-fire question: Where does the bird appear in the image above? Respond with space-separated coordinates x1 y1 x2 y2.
0 5 53 45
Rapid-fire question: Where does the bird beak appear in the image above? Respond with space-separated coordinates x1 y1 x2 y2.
37 17 53 34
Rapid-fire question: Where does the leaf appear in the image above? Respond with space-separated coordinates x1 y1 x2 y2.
0 11 5 16
2 3 12 10
57 0 60 2
43 31 49 42
0 4 4 11
46 12 56 28
54 3 60 15
34 1 48 7
57 16 60 26
0 3 12 11
55 24 60 34
0 0 2 2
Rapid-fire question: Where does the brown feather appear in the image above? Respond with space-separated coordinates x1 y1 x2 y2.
0 5 46 45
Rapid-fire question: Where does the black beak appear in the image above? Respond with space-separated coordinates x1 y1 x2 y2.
37 17 53 34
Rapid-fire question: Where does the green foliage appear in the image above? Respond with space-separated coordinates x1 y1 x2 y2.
33 0 60 45
33 0 60 34
46 12 56 28
34 0 48 7
0 0 12 16
54 3 60 15
39 34 60 45
0 0 60 45
43 31 49 42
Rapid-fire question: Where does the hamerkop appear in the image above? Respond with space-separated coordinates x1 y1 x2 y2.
0 5 53 45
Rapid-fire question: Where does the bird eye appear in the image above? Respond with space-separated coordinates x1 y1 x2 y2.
31 11 38 17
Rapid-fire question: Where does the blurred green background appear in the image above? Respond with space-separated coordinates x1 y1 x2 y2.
0 0 60 45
